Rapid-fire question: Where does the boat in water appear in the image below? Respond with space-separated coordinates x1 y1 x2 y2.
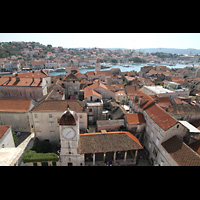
123 64 130 67
169 63 176 66
0 72 12 76
52 67 66 72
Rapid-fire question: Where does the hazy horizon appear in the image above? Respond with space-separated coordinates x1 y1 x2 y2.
1 33 200 50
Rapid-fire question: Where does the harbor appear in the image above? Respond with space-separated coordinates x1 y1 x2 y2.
49 63 194 76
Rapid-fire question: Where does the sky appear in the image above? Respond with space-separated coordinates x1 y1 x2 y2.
0 33 200 49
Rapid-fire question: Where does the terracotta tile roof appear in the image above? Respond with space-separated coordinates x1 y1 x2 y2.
31 100 87 113
190 140 200 154
95 70 112 76
30 78 42 87
74 71 86 79
125 113 145 125
162 136 200 166
0 76 43 87
31 61 46 66
4 70 49 78
5 78 17 86
125 76 135 82
174 98 183 105
85 71 95 76
132 90 155 110
78 131 143 154
84 82 109 98
63 73 79 81
112 84 125 91
106 85 116 92
84 87 101 98
156 97 171 109
0 78 9 85
145 104 177 131
168 105 200 115
0 125 11 139
125 85 138 95
115 90 127 97
17 78 33 86
0 99 32 112
99 82 108 90
171 77 185 84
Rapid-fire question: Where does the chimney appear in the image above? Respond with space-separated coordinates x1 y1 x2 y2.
16 76 20 81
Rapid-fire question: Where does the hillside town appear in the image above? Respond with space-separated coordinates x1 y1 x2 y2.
1 42 200 166
1 41 200 74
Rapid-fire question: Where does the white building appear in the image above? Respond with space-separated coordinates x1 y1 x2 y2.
0 125 15 148
0 125 23 166
45 62 58 69
0 99 36 133
143 103 193 166
141 85 190 99
30 100 88 144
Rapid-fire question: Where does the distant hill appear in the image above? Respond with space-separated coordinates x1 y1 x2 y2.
0 41 53 58
135 48 200 55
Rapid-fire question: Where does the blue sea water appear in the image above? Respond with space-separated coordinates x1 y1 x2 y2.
49 63 191 76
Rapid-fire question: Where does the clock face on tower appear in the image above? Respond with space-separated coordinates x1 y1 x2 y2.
62 128 75 139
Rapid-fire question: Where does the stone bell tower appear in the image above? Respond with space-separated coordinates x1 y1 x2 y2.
95 58 101 71
58 107 84 166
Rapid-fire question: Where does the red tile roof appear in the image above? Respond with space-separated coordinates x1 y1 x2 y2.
1 77 42 87
162 136 200 166
63 73 79 81
84 86 101 98
95 70 112 76
78 131 143 154
115 90 127 97
125 85 138 95
84 82 109 98
125 113 145 125
190 140 200 154
4 70 49 78
131 90 155 110
0 78 9 85
156 96 171 109
31 100 87 113
85 71 95 76
171 77 185 84
0 99 32 112
74 71 85 79
145 104 178 131
0 125 11 139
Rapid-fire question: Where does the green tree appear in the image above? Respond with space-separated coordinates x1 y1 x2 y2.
111 59 118 63
11 128 18 146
